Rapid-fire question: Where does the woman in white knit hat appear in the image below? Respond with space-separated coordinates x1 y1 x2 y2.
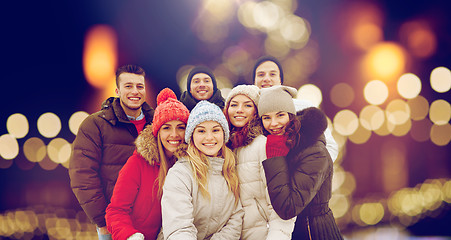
161 100 243 240
224 84 295 240
258 85 343 240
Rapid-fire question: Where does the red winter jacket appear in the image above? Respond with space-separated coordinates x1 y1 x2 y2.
106 125 166 240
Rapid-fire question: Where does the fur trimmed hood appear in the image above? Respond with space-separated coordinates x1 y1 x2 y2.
228 116 264 149
295 107 328 151
135 124 160 165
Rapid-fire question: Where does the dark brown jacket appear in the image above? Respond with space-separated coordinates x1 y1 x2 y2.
69 97 154 227
262 107 343 240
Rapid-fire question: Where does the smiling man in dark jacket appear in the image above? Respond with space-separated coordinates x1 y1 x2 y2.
69 65 154 239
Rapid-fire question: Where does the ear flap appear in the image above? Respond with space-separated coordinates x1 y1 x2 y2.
115 88 120 96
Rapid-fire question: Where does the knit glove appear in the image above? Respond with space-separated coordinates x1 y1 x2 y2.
127 232 144 240
266 135 290 158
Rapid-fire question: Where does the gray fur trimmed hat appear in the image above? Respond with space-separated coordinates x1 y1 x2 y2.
225 85 260 108
258 85 297 117
185 100 230 144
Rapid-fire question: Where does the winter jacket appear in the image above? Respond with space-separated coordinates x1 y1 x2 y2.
69 97 154 227
293 98 339 162
179 89 225 111
106 125 168 240
262 107 343 240
232 118 295 240
161 157 244 240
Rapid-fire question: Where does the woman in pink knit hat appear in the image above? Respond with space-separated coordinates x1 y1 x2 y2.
106 88 190 240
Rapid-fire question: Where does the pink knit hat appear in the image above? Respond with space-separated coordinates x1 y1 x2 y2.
152 88 190 136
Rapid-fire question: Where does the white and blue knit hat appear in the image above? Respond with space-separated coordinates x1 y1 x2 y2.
185 100 230 144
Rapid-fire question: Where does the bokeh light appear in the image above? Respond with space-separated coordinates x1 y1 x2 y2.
399 21 437 58
23 138 47 163
407 96 429 120
359 105 385 130
429 99 451 125
330 194 350 219
397 73 422 99
385 99 411 125
83 24 117 89
0 134 19 160
348 124 372 144
333 110 359 136
69 111 89 135
410 119 432 142
364 80 389 105
330 83 355 108
279 15 310 48
430 124 451 146
391 118 412 137
297 84 322 107
47 138 72 164
360 203 385 225
253 1 281 31
6 113 29 139
37 113 62 138
430 67 451 93
363 42 406 81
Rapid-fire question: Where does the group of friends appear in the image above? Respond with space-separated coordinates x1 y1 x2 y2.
68 56 343 240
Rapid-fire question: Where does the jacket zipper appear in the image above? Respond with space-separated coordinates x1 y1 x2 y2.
254 197 269 228
306 216 312 240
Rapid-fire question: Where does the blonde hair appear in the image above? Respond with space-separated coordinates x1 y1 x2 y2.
156 131 175 197
185 141 240 206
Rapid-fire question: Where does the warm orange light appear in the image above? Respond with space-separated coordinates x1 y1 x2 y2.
352 22 383 50
363 42 407 82
83 25 117 89
400 21 437 58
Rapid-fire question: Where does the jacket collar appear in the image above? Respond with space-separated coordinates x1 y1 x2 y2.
179 89 225 111
99 97 154 125
135 124 160 165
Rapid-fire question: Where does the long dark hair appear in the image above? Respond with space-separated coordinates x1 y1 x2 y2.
262 112 301 149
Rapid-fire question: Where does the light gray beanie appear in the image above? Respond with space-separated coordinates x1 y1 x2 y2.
185 100 230 144
225 85 260 108
258 85 297 117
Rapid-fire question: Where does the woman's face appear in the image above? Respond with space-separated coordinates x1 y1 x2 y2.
192 120 224 157
159 120 186 157
261 111 290 135
227 94 256 128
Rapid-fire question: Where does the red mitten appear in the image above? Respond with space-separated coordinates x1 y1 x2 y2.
266 135 290 158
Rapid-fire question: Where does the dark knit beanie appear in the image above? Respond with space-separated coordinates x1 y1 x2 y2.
186 66 218 95
252 55 284 84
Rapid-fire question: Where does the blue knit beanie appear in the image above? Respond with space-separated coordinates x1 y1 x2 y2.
185 100 230 144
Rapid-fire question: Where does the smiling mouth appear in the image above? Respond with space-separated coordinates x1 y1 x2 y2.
128 97 141 101
168 140 181 145
203 143 216 147
270 128 283 134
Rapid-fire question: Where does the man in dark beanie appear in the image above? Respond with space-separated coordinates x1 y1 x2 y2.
179 65 225 111
252 55 284 89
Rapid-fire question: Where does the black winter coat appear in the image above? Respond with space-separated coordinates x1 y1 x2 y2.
179 89 225 111
262 107 343 240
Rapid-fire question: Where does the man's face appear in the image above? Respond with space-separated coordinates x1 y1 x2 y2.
115 73 146 115
254 61 282 89
190 73 214 100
